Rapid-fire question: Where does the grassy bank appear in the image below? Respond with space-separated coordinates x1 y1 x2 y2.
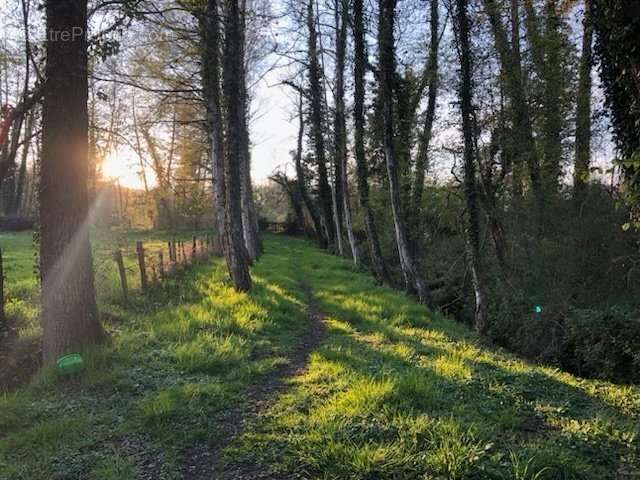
1 235 639 479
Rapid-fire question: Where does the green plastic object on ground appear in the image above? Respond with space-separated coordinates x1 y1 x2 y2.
56 353 84 375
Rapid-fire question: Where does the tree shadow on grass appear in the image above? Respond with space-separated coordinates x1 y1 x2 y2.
310 291 639 478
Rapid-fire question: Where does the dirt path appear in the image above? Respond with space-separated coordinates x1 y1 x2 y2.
180 282 326 479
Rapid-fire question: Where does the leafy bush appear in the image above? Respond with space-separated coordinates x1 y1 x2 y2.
562 307 640 383
486 294 640 384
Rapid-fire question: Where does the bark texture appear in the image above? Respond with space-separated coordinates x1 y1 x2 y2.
40 0 102 363
456 0 488 332
334 0 358 265
378 0 432 305
239 1 262 261
306 0 334 248
353 0 388 282
410 0 440 236
574 0 593 199
202 0 226 243
222 0 252 291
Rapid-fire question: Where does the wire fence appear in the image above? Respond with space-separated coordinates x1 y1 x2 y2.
0 234 224 330
93 234 224 305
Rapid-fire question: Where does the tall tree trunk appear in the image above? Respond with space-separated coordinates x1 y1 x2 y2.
574 0 593 199
88 75 97 202
131 99 150 195
509 0 523 195
483 0 542 204
294 93 325 244
24 124 40 217
542 1 563 192
1 112 25 215
201 0 226 243
456 0 488 332
14 111 34 215
353 0 388 282
222 0 252 291
334 0 358 265
410 0 440 236
591 0 640 225
378 0 432 305
2 0 34 216
331 162 345 255
141 128 173 229
40 0 102 363
239 0 262 261
479 126 511 272
306 0 335 249
523 0 563 194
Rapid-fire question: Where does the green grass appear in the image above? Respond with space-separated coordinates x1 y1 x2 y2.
0 234 309 479
1 235 639 479
0 228 207 338
227 237 640 479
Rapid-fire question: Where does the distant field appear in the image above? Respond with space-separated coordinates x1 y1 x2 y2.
0 228 210 338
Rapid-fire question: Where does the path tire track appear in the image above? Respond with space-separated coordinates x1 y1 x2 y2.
180 282 325 479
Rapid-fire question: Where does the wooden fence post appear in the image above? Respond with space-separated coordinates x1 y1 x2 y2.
158 250 165 280
0 248 5 331
191 236 197 261
136 241 148 290
113 249 129 303
158 251 165 279
198 238 204 258
181 241 187 264
151 263 158 284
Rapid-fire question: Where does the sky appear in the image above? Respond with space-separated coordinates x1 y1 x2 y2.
250 68 298 184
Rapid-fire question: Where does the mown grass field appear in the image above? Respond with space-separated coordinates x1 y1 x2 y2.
1 235 639 479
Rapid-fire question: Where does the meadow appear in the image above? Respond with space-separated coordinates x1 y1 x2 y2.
0 235 638 479
0 229 206 338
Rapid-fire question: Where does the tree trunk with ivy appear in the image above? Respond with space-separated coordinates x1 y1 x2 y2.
574 0 593 200
456 0 488 332
352 0 388 282
410 0 439 240
306 0 335 249
484 0 542 206
378 0 432 305
334 0 358 266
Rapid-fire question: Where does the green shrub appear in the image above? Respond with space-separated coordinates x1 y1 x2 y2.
562 307 640 383
486 284 640 384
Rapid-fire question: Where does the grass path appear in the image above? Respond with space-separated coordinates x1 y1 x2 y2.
222 237 640 479
1 235 639 479
181 281 326 480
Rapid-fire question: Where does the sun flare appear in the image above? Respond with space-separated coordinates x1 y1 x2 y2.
101 147 156 190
